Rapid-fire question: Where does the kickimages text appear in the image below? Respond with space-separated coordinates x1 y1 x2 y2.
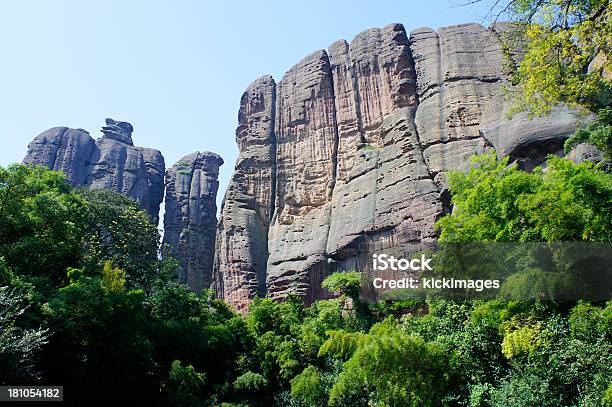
372 254 500 292
372 277 500 291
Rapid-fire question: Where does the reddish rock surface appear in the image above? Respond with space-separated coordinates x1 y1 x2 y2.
215 22 582 312
213 76 277 313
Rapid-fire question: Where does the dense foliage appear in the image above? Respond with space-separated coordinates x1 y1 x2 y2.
500 0 611 116
565 107 612 159
436 153 611 242
1 161 610 406
482 0 612 160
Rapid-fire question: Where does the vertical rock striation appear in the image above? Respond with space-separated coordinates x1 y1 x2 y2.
89 119 166 223
215 22 583 311
23 126 96 186
213 76 277 312
266 50 339 303
164 152 223 293
23 118 165 223
325 24 441 285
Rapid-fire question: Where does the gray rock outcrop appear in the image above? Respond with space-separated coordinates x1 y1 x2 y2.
481 107 583 170
23 118 165 223
567 143 605 164
164 152 223 293
215 22 583 311
266 49 340 304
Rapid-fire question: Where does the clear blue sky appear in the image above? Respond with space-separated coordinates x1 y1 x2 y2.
0 0 495 208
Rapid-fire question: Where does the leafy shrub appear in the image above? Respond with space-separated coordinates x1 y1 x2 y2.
501 323 544 359
234 371 268 392
290 366 326 407
321 272 362 300
166 360 206 407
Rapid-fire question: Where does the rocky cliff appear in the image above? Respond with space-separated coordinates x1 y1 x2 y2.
163 152 223 292
213 76 276 308
23 118 165 223
214 22 582 312
23 119 225 294
20 22 588 310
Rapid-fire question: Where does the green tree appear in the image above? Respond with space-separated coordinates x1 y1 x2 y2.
165 360 207 407
500 0 611 116
233 371 268 397
0 165 178 294
324 319 451 407
148 285 244 401
565 107 612 159
436 153 611 243
321 272 362 301
79 189 178 294
490 312 612 406
0 165 88 288
40 274 157 405
290 366 327 407
101 261 127 293
0 286 48 382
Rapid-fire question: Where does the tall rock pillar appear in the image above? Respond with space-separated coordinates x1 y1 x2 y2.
213 76 277 313
163 152 223 293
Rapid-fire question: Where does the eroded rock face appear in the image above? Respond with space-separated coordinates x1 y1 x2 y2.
215 22 585 311
266 49 340 303
411 23 505 186
23 127 96 186
325 24 441 294
164 152 223 293
481 107 582 170
23 119 165 223
101 118 135 145
212 76 276 312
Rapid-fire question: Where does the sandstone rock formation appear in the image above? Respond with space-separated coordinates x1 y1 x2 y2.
213 76 276 312
23 118 165 223
266 49 340 304
215 22 583 311
324 24 441 301
163 152 223 293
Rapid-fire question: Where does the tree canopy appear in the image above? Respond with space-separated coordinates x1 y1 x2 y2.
1 160 611 405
